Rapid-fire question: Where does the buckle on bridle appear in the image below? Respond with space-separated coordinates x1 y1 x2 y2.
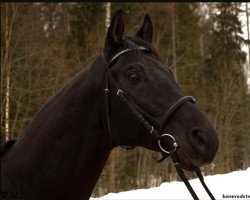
117 89 123 96
158 134 178 154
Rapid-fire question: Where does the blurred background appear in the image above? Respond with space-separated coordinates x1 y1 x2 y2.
1 2 250 197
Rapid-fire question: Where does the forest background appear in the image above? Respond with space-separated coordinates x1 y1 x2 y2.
1 2 250 197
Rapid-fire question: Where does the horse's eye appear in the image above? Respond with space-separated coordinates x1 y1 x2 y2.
126 71 140 83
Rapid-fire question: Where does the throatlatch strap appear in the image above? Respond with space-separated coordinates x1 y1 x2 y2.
104 89 111 136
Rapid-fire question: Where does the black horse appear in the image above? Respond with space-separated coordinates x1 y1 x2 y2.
1 10 219 200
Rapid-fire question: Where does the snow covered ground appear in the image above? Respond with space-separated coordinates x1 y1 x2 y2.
92 167 250 200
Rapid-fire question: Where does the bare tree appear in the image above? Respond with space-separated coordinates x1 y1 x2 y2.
246 3 250 72
1 3 18 141
171 3 177 82
105 2 111 32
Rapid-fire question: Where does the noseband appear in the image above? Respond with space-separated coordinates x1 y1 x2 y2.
102 43 216 200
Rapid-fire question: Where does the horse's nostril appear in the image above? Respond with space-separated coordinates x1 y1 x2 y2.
189 128 208 154
193 131 206 145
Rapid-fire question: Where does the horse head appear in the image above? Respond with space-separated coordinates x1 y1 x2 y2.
103 9 219 171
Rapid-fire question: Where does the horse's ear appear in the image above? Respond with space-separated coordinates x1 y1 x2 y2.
135 14 153 43
104 9 124 53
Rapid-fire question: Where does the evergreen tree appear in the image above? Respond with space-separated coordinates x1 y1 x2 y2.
208 3 246 73
174 3 201 94
203 2 248 173
65 3 106 63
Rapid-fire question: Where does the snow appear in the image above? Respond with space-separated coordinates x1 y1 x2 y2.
92 167 250 200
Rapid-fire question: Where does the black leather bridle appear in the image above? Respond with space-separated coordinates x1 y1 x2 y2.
102 43 216 200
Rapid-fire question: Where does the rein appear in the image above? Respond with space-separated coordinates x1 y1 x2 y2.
102 44 216 200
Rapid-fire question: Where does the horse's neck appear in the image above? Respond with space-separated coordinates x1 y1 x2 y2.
2 61 112 200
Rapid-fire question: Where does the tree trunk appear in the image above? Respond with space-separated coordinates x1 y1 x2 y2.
109 149 117 192
171 3 177 82
2 4 18 141
200 34 204 58
3 4 10 141
105 2 111 32
246 3 250 72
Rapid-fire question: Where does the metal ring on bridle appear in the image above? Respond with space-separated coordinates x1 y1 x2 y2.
158 134 178 154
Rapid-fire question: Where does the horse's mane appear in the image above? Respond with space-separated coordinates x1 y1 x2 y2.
1 140 16 157
0 37 157 159
0 57 105 159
